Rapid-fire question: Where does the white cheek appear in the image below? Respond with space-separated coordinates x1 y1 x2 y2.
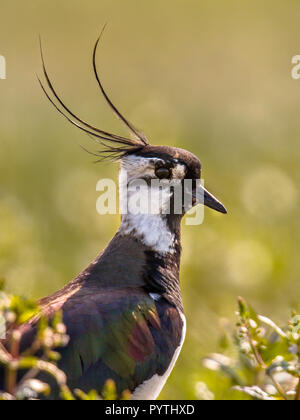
119 168 175 254
119 155 180 254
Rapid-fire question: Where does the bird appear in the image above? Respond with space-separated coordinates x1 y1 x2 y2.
0 33 227 400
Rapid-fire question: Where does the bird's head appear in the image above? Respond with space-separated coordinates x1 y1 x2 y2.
39 33 226 253
119 144 226 217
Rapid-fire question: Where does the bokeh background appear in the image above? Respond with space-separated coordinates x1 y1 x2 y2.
1 0 300 400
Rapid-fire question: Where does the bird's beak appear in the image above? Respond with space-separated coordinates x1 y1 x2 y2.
192 184 227 214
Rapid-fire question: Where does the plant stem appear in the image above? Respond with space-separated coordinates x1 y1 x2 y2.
247 326 288 400
295 346 300 401
5 330 20 396
294 379 300 401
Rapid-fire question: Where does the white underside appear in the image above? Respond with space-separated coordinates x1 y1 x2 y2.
131 312 186 400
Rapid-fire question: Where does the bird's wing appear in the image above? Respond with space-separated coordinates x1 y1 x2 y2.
58 287 183 397
1 286 183 399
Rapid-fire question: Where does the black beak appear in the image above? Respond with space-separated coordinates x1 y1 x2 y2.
193 184 227 214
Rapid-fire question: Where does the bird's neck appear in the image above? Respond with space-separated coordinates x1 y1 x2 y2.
124 219 183 311
142 228 183 311
118 213 179 254
75 168 184 311
117 165 184 309
77 215 183 312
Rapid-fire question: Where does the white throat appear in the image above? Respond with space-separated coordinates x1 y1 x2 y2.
118 158 175 254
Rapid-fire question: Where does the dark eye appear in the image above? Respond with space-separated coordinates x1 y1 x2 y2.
155 167 171 179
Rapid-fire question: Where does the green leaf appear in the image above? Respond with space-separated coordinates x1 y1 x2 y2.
9 295 38 325
237 297 248 321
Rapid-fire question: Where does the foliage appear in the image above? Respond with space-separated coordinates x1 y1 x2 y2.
3 284 300 401
0 281 73 400
203 297 300 400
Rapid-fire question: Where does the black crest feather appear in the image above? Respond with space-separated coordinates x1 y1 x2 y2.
38 28 149 161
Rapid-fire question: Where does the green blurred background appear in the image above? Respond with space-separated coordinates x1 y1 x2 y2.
1 0 300 400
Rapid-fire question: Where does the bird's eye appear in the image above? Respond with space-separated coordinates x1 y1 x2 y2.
155 167 171 179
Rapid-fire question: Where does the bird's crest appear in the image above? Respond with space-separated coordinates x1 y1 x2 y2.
38 26 149 162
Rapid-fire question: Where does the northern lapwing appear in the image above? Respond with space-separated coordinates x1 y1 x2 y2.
0 35 227 400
